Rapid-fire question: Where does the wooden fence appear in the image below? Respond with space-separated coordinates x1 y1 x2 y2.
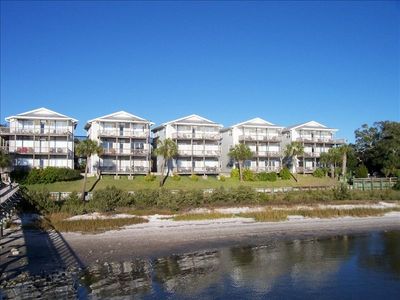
352 177 398 191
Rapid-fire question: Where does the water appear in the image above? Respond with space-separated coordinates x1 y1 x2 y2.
78 231 400 299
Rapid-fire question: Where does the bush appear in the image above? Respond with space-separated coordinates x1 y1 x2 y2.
313 168 326 178
393 180 400 191
144 173 156 182
23 188 60 214
333 184 351 200
279 167 292 180
88 186 133 212
355 165 369 178
243 169 256 181
60 192 87 215
172 173 181 181
17 167 82 185
190 174 199 181
257 172 278 182
218 175 226 182
230 168 239 179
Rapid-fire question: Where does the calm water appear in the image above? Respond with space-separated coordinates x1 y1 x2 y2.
78 231 400 299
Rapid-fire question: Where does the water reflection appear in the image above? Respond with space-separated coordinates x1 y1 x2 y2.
80 231 400 299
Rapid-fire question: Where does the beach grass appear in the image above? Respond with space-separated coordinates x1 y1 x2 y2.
173 207 400 222
36 213 149 234
173 212 235 221
24 174 338 192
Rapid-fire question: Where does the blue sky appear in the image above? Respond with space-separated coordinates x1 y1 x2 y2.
1 1 399 141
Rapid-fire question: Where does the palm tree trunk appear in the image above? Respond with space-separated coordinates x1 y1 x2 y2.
159 159 165 187
239 161 243 182
342 153 347 178
162 161 170 186
81 156 89 201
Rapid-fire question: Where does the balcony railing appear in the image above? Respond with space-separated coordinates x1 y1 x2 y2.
256 151 282 157
11 146 72 155
172 132 221 140
98 129 149 138
177 149 220 157
176 166 220 173
239 135 282 142
0 127 73 136
99 166 149 173
297 137 345 144
102 148 149 156
302 152 321 158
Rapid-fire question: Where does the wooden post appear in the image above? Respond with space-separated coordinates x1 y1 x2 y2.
362 179 365 191
380 178 383 190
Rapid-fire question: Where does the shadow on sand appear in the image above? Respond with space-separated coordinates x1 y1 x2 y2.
0 194 87 299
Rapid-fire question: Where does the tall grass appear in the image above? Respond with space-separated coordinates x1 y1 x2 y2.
173 212 235 221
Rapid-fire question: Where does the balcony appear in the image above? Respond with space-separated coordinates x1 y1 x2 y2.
0 127 73 136
11 146 72 155
98 129 149 139
297 137 345 144
176 166 220 174
177 149 220 157
256 151 282 157
302 152 321 158
102 148 149 156
172 132 221 140
239 135 281 142
99 166 149 174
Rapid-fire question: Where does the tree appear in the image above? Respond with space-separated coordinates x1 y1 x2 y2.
320 148 341 179
229 143 253 182
337 144 352 178
284 142 304 174
75 140 102 200
354 121 400 176
0 149 11 185
154 138 178 187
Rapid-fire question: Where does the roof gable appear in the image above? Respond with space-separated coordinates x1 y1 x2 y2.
6 107 77 123
232 117 278 128
284 120 336 131
87 111 152 124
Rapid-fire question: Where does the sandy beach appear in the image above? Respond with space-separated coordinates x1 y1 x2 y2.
62 211 400 264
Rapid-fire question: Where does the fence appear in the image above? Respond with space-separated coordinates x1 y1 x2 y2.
352 177 398 191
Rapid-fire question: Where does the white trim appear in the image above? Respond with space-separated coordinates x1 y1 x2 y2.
153 114 222 131
5 107 78 123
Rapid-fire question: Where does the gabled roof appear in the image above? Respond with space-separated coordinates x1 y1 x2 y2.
5 107 78 123
86 111 154 129
152 114 222 131
283 121 337 132
229 117 284 129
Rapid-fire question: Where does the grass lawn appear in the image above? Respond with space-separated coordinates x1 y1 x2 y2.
25 174 338 192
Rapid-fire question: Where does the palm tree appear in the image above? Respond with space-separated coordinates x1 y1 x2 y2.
338 144 351 179
0 149 11 186
320 148 341 179
75 140 103 200
154 138 178 187
284 142 304 174
228 143 253 182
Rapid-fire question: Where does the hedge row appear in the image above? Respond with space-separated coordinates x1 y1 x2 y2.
11 167 82 184
231 167 291 182
23 185 400 215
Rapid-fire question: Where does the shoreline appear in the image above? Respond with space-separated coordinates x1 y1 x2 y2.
62 212 400 264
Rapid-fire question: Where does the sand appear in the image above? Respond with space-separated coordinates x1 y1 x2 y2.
62 211 400 264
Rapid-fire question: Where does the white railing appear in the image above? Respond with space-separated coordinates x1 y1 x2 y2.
99 129 149 138
10 146 72 155
1 127 73 135
239 135 282 142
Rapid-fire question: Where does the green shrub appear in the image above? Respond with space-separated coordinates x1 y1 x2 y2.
230 168 240 179
132 189 159 208
21 167 82 184
355 165 369 178
88 186 132 212
257 172 278 181
144 173 156 182
218 175 226 182
279 167 292 180
60 192 87 215
313 168 326 178
393 180 400 191
172 173 181 181
243 169 255 181
333 184 351 200
24 188 60 214
190 174 199 181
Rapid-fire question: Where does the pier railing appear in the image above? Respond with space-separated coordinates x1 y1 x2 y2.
352 177 398 190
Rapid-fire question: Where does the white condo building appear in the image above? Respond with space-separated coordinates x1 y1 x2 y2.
221 118 284 173
0 107 77 169
85 111 153 176
282 121 345 173
152 115 222 174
